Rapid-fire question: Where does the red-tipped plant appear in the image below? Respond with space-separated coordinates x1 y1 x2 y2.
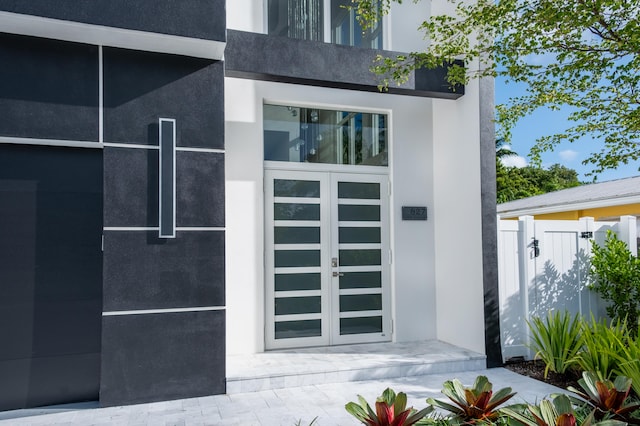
426 375 516 424
346 388 433 426
568 371 640 422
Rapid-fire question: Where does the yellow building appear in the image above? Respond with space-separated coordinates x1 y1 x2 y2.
497 175 640 223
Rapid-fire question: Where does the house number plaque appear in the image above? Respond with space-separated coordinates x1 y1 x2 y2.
401 206 427 221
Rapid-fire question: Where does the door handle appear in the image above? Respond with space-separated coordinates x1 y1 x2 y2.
332 272 344 277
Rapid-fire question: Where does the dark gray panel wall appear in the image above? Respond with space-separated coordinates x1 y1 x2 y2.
0 0 226 42
102 231 224 311
177 152 225 227
103 48 224 149
0 33 98 141
100 310 225 405
103 149 225 227
225 30 463 99
0 144 103 411
101 48 226 406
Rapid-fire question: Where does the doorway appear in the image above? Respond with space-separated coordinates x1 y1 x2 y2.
265 168 391 349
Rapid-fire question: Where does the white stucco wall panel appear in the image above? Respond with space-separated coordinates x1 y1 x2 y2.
225 77 445 354
226 0 264 34
431 76 486 355
225 78 266 355
387 1 430 53
389 100 437 342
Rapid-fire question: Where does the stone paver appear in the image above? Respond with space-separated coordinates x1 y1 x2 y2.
0 368 563 426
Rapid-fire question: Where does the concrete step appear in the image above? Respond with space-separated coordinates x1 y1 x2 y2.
226 340 486 394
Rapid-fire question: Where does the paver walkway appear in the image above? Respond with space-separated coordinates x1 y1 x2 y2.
0 368 563 425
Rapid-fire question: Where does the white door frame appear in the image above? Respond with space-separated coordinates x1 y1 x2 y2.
264 163 391 349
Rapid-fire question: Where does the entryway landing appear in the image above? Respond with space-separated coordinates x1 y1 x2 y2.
226 340 486 394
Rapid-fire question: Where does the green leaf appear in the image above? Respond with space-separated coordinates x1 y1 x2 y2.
353 0 640 177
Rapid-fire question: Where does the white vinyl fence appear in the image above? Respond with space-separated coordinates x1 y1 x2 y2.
498 215 638 361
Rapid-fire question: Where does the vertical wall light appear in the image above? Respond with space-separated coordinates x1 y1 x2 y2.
159 118 176 238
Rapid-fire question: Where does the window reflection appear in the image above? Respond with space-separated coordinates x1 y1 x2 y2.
267 0 383 49
332 0 383 49
264 104 388 166
268 0 324 41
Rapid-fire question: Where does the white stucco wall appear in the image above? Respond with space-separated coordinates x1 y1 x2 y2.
225 78 445 354
225 0 487 356
226 0 264 34
386 1 430 52
432 79 485 355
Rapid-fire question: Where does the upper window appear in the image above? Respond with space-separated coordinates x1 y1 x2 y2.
264 104 388 167
268 0 324 41
267 0 383 48
331 0 382 49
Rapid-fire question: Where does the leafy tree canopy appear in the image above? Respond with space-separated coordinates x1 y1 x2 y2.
496 162 581 203
353 0 640 176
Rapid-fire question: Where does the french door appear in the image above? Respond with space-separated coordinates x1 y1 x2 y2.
265 169 391 349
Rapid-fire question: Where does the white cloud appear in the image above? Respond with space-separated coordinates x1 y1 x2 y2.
558 149 578 162
501 155 528 168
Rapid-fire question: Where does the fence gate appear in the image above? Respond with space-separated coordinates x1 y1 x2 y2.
498 215 637 361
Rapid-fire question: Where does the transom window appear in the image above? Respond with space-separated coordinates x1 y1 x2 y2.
264 104 388 166
267 0 383 49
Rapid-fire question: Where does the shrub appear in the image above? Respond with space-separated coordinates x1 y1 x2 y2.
528 310 584 378
590 231 640 333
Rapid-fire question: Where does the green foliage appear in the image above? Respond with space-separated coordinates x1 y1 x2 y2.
502 394 626 426
425 375 515 425
528 311 584 378
496 138 518 161
497 163 581 203
605 328 640 398
352 0 640 176
590 231 640 331
568 371 640 422
345 387 433 426
575 317 629 381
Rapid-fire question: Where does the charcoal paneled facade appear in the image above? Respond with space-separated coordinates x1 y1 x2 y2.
0 0 500 412
0 1 226 410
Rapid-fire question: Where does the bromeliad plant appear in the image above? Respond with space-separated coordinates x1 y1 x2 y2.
425 375 516 424
502 394 626 426
345 387 433 426
568 371 640 423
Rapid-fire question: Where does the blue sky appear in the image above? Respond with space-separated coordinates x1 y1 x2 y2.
495 76 640 183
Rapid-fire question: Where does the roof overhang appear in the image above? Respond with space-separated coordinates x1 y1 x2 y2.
498 194 640 218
